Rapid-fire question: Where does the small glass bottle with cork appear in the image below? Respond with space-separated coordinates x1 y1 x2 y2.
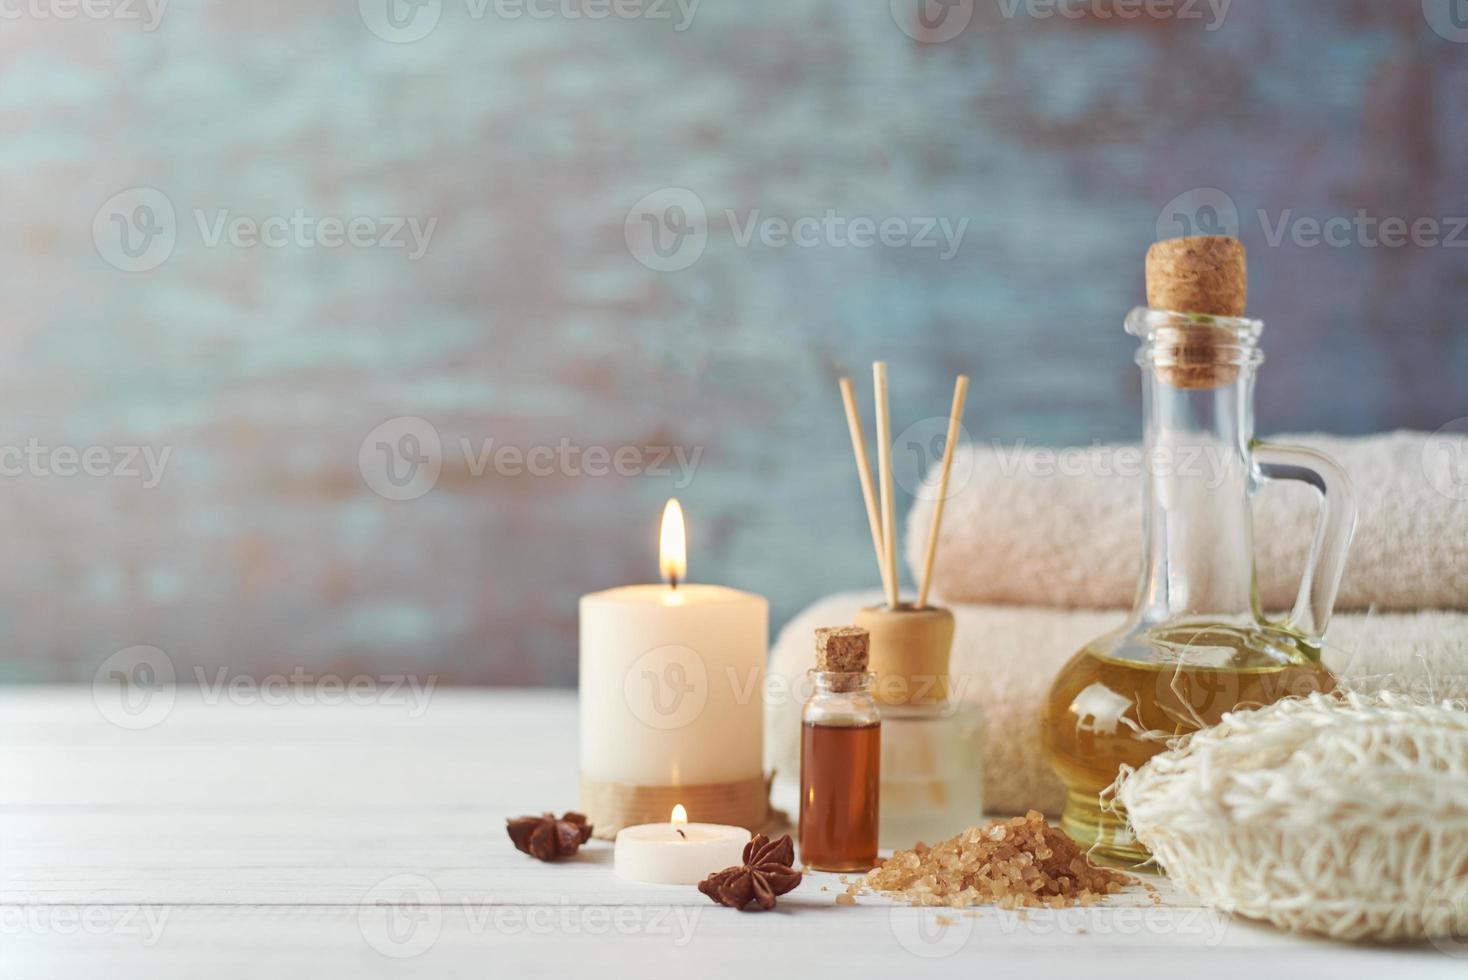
799 625 881 872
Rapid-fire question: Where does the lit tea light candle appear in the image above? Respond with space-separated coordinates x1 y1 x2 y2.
579 500 768 836
614 804 751 885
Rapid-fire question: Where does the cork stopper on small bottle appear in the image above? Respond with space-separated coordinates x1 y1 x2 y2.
1144 235 1249 389
815 626 869 691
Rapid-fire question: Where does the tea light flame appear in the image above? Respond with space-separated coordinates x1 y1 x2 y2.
671 803 688 825
660 498 687 589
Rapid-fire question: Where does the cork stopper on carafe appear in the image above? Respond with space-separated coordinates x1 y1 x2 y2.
1144 235 1249 389
815 626 870 692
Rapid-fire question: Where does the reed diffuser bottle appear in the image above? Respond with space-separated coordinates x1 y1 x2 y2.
800 626 881 872
1044 236 1358 864
834 364 985 849
857 604 985 850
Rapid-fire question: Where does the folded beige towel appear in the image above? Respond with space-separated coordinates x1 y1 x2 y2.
905 431 1468 612
766 591 1468 817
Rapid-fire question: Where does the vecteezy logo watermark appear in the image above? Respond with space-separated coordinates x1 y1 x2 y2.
93 646 177 730
94 187 177 273
1159 188 1468 248
359 0 699 43
624 188 709 273
1157 188 1241 241
1423 418 1468 502
624 645 707 730
358 0 443 42
357 417 704 501
359 874 443 959
0 440 171 488
1423 0 1468 43
625 187 969 272
891 0 974 44
359 417 444 502
94 188 437 271
0 0 168 30
889 907 976 958
894 417 974 500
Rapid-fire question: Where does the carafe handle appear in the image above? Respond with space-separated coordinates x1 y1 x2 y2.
1251 442 1358 645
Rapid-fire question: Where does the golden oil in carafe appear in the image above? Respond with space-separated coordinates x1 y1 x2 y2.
1043 624 1334 865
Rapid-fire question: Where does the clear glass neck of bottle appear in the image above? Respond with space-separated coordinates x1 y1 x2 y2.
1125 307 1266 629
803 671 880 727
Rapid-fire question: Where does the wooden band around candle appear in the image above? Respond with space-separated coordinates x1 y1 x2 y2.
580 773 772 840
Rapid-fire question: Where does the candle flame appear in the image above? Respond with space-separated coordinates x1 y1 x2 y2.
671 803 688 826
660 499 687 588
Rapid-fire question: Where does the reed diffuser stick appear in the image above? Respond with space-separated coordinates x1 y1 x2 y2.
839 377 894 603
916 375 970 609
873 362 900 609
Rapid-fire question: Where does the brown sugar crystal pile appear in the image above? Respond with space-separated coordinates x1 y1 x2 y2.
862 811 1133 910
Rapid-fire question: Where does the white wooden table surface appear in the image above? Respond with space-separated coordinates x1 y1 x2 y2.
1 688 1459 979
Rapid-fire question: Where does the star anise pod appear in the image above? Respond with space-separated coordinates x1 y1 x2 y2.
506 812 593 861
697 833 802 911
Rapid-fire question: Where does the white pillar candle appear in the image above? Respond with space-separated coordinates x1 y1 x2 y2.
614 810 751 885
580 583 766 786
579 501 767 825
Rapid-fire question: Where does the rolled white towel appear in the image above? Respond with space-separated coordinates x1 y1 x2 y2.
904 431 1468 612
766 590 1468 817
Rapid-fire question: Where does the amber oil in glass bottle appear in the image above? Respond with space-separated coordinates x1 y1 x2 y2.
799 626 881 872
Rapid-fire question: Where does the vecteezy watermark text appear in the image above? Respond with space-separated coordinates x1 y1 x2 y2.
0 0 167 29
889 0 1229 44
358 0 700 44
995 0 1230 29
194 210 435 259
357 875 700 959
624 188 969 272
0 440 170 488
94 187 437 272
195 667 437 718
359 417 703 501
726 210 967 261
888 903 1230 958
1158 188 1468 249
990 439 1243 488
92 645 439 730
0 902 169 947
622 650 976 732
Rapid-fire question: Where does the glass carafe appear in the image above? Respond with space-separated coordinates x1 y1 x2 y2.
1044 308 1358 865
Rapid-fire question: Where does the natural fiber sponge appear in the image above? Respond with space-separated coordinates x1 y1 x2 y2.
1117 692 1468 943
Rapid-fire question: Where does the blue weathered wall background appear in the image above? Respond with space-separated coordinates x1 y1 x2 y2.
2 0 1464 684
